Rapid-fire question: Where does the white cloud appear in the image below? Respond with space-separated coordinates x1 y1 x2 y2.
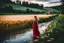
11 0 61 7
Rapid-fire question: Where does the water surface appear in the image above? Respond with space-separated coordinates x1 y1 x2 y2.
3 22 48 43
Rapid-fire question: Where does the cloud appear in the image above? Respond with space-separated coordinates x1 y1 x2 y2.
11 0 61 7
12 0 60 2
40 0 50 2
61 0 64 2
28 0 50 2
29 0 60 2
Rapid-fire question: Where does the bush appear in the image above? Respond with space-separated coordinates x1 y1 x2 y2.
43 15 64 43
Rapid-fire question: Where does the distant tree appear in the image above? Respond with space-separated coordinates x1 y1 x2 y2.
26 8 30 13
19 1 21 5
22 1 29 6
6 0 11 2
12 2 15 4
34 3 40 8
0 0 11 3
22 1 26 6
29 3 40 8
4 6 13 12
8 6 13 11
61 0 64 14
40 4 44 9
30 10 33 13
16 0 21 5
22 1 44 9
25 1 29 6
29 3 34 7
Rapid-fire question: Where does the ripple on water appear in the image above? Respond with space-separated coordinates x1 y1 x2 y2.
3 23 48 43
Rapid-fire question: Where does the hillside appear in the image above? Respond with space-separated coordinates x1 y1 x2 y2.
0 2 60 14
46 5 61 13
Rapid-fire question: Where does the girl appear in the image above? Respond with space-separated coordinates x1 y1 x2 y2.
32 16 40 40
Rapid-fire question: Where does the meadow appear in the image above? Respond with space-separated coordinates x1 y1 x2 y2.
0 3 46 12
0 3 59 14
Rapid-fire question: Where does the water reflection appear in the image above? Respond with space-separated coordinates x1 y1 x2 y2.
3 30 33 43
3 23 47 43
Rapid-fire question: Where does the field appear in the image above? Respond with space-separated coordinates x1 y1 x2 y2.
0 14 56 33
0 14 54 21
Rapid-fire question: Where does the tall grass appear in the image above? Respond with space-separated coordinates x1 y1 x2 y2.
0 20 33 33
40 15 64 43
0 15 57 33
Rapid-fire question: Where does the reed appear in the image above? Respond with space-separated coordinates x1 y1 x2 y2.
40 15 64 43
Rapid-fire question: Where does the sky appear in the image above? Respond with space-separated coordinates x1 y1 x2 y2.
11 0 60 2
11 0 61 7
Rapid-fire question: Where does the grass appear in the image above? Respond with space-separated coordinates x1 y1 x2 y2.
44 7 60 13
0 3 59 13
40 14 64 43
0 3 46 12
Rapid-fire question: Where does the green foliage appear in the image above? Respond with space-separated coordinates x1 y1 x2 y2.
22 1 43 9
0 3 46 14
39 16 56 23
42 15 64 43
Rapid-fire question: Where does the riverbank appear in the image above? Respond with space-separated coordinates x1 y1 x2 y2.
3 21 52 43
0 14 58 43
39 14 64 43
30 21 53 43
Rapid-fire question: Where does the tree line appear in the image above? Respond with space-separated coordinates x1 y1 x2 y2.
0 0 45 14
0 0 44 9
0 0 60 14
0 6 45 14
61 0 64 14
22 1 44 9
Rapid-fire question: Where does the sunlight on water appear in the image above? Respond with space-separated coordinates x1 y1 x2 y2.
3 22 48 43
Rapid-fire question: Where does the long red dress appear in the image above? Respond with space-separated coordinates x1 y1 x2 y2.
32 20 40 40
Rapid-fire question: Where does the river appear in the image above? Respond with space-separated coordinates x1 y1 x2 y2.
3 22 51 43
0 15 54 43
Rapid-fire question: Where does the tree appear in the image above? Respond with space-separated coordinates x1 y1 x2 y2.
0 0 11 2
26 8 30 13
22 1 26 6
25 1 29 6
61 0 64 14
4 6 13 12
40 4 44 9
16 0 21 5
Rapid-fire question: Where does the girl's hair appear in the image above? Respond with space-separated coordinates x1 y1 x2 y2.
34 16 38 21
34 16 37 18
